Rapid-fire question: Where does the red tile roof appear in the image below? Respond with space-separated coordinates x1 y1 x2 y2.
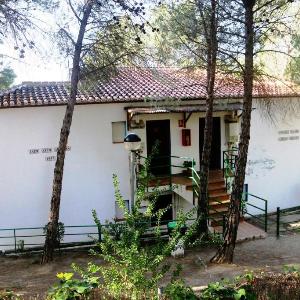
0 68 299 109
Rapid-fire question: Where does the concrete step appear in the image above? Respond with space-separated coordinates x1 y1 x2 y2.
185 181 226 192
209 192 230 201
209 170 223 177
209 206 228 215
209 199 230 208
209 178 225 184
208 182 226 191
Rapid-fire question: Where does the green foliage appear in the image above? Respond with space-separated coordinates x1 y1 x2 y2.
283 264 300 275
47 269 99 300
153 1 207 67
81 17 145 83
0 67 16 90
49 155 196 299
200 271 258 300
89 173 186 299
285 34 300 84
103 219 126 241
200 281 240 299
164 280 198 300
185 232 223 248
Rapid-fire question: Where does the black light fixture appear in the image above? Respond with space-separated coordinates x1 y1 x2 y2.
124 133 142 151
124 132 141 212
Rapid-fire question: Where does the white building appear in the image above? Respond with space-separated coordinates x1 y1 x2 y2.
0 68 299 249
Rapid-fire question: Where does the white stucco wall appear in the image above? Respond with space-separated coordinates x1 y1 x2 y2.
246 99 300 213
0 101 229 249
0 103 131 230
2 96 300 249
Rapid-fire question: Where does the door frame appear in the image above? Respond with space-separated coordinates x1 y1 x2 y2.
146 119 171 176
199 117 222 170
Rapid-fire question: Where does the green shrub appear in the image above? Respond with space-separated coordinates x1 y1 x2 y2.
164 280 198 300
47 270 99 300
283 264 300 275
200 281 247 300
48 155 195 300
87 174 189 299
200 272 256 300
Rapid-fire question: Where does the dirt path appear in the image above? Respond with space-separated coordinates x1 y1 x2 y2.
0 234 299 299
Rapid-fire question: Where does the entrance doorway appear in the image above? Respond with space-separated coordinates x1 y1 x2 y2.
199 117 221 170
146 120 171 176
152 194 173 223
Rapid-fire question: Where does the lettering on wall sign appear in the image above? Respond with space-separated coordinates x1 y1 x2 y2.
28 146 71 161
41 148 52 153
45 156 56 161
278 129 299 142
29 149 39 154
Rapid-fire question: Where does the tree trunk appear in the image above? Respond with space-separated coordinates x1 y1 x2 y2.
196 0 218 235
211 0 255 264
41 1 94 264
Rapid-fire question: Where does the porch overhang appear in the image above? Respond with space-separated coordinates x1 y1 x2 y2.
125 101 243 128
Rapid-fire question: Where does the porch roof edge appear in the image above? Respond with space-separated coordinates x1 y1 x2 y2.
125 102 243 115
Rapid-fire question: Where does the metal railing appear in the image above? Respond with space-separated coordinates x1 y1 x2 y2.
0 224 101 253
136 154 196 191
242 185 268 232
275 206 300 238
0 218 202 254
222 149 269 233
222 147 238 192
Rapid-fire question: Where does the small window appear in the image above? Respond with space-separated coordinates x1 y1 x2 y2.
112 121 126 143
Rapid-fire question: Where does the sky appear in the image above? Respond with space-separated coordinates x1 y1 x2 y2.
0 0 160 87
0 46 69 84
0 1 71 86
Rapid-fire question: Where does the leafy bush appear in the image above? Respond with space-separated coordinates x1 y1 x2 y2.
200 281 247 300
184 231 223 248
48 155 195 300
164 280 198 300
199 271 256 300
87 174 189 299
283 264 300 275
47 270 99 300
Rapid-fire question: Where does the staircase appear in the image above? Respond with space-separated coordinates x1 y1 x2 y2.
208 170 231 226
139 152 268 240
184 170 230 227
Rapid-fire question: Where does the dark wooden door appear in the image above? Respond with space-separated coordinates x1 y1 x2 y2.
199 117 221 170
146 120 171 176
